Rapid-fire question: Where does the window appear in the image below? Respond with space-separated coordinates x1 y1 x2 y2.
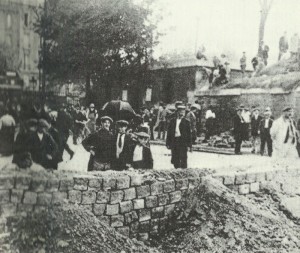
7 14 11 28
24 13 28 27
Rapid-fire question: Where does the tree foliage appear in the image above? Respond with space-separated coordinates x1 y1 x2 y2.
33 0 160 103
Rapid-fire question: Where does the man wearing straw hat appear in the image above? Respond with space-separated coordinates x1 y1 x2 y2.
166 105 192 169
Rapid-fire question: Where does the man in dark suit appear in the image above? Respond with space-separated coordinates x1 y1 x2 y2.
259 109 273 157
251 107 262 154
233 107 247 154
111 120 133 171
166 105 192 169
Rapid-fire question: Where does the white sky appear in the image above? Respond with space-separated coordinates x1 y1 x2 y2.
153 0 300 68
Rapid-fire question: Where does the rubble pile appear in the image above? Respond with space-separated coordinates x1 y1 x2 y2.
6 205 158 253
152 177 300 253
206 132 235 148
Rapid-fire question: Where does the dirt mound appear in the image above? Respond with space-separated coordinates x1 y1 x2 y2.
152 177 300 253
6 205 158 253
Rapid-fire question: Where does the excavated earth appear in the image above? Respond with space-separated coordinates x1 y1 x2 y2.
2 174 300 253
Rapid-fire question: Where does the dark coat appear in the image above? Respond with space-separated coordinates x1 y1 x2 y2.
251 115 263 136
82 128 114 164
131 145 153 169
13 131 33 168
259 118 273 136
56 109 73 136
28 132 58 169
233 115 248 140
166 117 192 148
111 133 133 170
48 127 61 169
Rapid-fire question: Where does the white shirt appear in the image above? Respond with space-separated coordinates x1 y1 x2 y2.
175 118 182 137
241 111 251 123
37 132 44 141
0 114 15 129
264 118 270 128
133 145 143 162
116 133 125 159
205 110 215 119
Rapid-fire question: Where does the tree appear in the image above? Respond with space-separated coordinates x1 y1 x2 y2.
258 0 274 53
0 43 19 74
33 0 160 106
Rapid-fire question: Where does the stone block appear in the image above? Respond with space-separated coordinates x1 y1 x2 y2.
250 182 260 193
98 215 110 226
116 226 130 237
138 233 149 241
139 209 151 222
130 175 143 186
139 221 150 232
130 221 140 233
73 177 89 191
227 185 239 192
0 176 14 190
23 192 37 204
238 184 250 195
93 204 106 216
163 180 175 193
88 178 102 189
160 217 168 231
213 176 224 183
34 206 47 213
124 188 136 200
150 182 164 195
223 175 235 185
164 204 176 216
145 196 158 208
235 174 247 185
17 204 33 213
59 179 74 191
31 178 47 192
52 192 68 205
151 218 160 231
245 173 256 183
82 191 97 205
80 204 93 213
124 211 138 224
151 206 164 219
158 194 169 206
37 193 52 206
120 201 133 214
0 204 16 217
255 173 266 182
11 190 23 203
106 204 119 215
169 191 182 203
116 176 130 189
175 179 189 190
96 191 110 204
15 176 31 190
103 178 116 190
68 190 82 204
132 199 144 210
136 185 150 198
110 190 124 204
46 179 60 192
111 215 124 227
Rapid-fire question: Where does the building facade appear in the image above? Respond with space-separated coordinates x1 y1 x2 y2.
0 0 42 90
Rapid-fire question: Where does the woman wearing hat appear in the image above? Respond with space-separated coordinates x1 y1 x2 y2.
82 116 114 171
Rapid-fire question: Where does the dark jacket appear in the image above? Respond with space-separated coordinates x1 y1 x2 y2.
251 115 263 136
56 109 73 136
28 132 58 169
279 36 289 51
166 117 192 148
233 115 247 140
112 133 133 170
131 145 153 169
13 131 33 168
259 118 273 136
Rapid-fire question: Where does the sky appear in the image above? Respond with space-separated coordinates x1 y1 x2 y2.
152 0 300 68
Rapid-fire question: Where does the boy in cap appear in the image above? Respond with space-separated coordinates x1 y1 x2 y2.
82 116 114 171
259 109 273 156
131 131 153 169
111 120 133 170
166 105 192 169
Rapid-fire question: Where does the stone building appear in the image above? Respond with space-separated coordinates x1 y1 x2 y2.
0 0 42 90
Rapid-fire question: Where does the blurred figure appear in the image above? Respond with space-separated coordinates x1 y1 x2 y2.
204 106 215 142
260 109 273 157
262 45 269 66
240 52 247 75
0 107 16 156
278 31 289 61
186 104 199 144
290 33 299 59
250 107 262 154
251 56 258 70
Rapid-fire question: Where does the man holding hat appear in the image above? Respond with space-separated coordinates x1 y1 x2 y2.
28 119 58 169
259 109 273 156
82 116 114 171
166 104 192 169
270 106 299 159
112 120 133 170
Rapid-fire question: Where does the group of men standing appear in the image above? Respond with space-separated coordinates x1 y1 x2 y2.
233 105 299 159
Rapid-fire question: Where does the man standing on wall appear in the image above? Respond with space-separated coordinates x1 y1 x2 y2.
278 31 289 61
240 52 247 76
166 105 192 169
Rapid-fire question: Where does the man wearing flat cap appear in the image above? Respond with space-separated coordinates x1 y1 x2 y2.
166 105 192 169
111 120 133 170
270 106 299 159
28 119 58 169
82 116 114 171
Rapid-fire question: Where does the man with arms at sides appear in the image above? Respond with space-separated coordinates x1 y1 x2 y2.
166 105 192 169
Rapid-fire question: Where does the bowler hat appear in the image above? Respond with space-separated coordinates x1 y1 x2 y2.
116 120 129 126
100 116 113 123
177 105 186 110
38 119 50 129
